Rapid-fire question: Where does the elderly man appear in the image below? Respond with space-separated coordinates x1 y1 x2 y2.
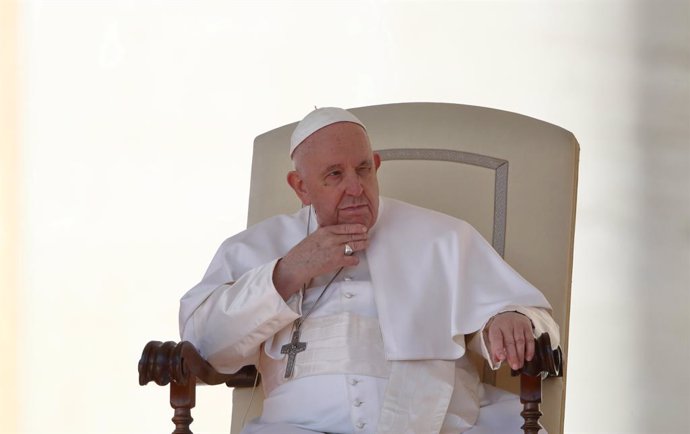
179 107 559 434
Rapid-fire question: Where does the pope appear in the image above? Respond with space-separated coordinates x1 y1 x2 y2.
179 107 559 433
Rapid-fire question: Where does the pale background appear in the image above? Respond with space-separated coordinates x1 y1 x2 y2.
1 1 688 433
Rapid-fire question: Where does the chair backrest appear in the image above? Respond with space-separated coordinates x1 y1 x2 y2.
233 102 579 434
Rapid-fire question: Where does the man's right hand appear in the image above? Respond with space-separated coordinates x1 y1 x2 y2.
272 223 369 300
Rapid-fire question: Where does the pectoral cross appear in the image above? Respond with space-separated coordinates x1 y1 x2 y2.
281 322 307 378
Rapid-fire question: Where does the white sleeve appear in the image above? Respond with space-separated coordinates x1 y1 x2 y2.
180 258 301 374
467 305 560 371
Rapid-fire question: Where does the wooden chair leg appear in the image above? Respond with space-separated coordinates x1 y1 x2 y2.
170 377 196 434
511 333 562 433
520 373 542 434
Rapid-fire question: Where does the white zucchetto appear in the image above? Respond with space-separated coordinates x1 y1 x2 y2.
290 107 366 157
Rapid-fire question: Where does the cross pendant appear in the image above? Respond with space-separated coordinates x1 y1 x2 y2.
281 326 307 378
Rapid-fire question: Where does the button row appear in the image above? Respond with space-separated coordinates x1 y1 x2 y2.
348 377 366 431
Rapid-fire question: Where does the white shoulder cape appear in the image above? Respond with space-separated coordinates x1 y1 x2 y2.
179 197 552 361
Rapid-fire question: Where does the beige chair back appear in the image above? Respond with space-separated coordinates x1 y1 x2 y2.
232 102 579 434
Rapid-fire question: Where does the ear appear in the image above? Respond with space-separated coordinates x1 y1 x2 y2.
287 170 311 205
373 152 381 170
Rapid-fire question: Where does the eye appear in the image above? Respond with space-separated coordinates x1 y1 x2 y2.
357 164 372 175
327 170 342 178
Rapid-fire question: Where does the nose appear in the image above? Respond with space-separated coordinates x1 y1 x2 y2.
343 171 364 196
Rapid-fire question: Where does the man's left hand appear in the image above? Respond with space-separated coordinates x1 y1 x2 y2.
486 311 535 370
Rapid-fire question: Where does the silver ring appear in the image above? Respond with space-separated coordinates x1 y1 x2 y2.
344 244 354 256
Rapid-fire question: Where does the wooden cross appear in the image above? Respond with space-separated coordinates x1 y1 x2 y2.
281 327 307 378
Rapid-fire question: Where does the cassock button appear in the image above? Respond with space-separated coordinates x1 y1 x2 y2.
349 379 359 385
344 276 353 281
356 422 366 429
344 292 354 299
353 399 363 407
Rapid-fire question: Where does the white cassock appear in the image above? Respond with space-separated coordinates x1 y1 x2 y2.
179 197 559 434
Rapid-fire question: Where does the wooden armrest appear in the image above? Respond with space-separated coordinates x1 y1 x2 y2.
138 340 259 434
510 333 564 434
139 340 258 387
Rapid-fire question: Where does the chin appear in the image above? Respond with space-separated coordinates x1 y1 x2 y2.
339 214 373 227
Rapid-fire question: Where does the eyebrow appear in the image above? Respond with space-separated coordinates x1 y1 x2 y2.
322 164 343 176
320 159 373 176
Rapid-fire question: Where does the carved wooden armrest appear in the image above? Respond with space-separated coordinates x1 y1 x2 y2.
511 333 564 434
138 340 259 434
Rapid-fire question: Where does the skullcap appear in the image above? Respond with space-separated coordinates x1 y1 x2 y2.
290 107 366 157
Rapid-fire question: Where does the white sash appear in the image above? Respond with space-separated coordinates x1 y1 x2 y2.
377 360 456 434
258 313 391 396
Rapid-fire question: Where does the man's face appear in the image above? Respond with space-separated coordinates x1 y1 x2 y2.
288 122 381 228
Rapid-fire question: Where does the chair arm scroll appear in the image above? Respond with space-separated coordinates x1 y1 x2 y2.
511 332 563 379
138 340 241 387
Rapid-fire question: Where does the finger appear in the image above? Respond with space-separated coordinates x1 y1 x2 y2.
514 329 526 368
321 253 359 276
488 326 506 363
328 224 368 235
504 336 519 370
334 233 368 245
348 230 368 242
344 239 369 253
334 242 369 270
525 330 535 362
338 254 360 269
